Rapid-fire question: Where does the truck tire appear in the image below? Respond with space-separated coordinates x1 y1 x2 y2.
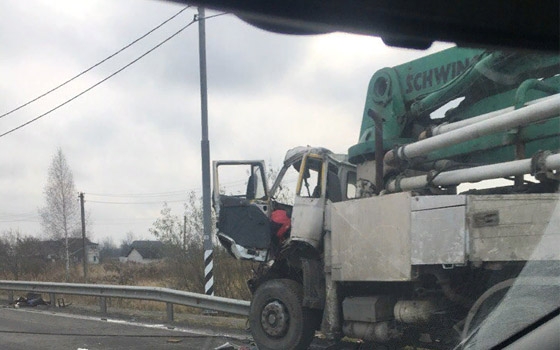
249 278 317 350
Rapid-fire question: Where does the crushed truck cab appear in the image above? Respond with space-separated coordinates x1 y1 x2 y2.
213 147 356 262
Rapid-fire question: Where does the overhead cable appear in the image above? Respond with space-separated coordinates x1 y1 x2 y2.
87 190 191 198
87 199 188 205
0 19 197 138
0 218 40 223
199 12 229 20
85 177 251 199
0 6 191 121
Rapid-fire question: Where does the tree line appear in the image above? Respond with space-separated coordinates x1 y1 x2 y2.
0 229 45 280
1 148 255 299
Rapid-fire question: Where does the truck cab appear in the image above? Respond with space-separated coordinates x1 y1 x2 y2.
213 146 356 263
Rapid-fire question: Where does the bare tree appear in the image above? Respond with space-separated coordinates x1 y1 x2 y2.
149 192 253 298
149 202 183 246
150 192 211 250
93 236 120 263
39 148 79 280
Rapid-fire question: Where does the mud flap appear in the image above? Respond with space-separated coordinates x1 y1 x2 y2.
302 258 325 309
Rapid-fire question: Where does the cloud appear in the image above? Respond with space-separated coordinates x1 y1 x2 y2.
0 0 449 243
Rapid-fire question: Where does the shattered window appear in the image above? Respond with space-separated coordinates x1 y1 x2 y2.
274 166 298 205
298 157 322 198
216 163 266 200
346 171 357 199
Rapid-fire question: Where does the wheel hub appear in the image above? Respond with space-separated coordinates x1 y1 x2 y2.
261 300 289 337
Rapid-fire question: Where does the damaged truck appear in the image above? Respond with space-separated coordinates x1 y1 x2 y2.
212 47 560 349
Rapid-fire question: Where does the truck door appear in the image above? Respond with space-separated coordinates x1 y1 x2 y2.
213 161 271 261
289 154 328 249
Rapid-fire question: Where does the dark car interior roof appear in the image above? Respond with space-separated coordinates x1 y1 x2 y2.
170 0 558 51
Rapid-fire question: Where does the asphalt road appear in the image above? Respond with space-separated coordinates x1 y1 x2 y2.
0 307 252 350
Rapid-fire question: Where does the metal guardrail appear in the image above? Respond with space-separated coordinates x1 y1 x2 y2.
0 280 250 321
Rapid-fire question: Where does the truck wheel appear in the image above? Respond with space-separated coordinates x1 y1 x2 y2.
249 278 317 350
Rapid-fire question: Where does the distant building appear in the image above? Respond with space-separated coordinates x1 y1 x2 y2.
122 240 165 264
42 238 100 265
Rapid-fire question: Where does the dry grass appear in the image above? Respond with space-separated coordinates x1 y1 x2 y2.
2 255 253 316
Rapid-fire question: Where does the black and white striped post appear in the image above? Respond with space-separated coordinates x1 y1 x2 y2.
204 249 214 296
197 7 214 298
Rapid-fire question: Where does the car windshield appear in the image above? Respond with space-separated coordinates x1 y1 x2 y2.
0 1 557 350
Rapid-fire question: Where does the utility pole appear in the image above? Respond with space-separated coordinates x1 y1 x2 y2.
79 192 87 282
64 228 69 281
183 215 187 252
197 7 214 297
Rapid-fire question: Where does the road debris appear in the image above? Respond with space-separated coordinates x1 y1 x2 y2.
166 338 183 343
12 293 49 308
214 342 258 350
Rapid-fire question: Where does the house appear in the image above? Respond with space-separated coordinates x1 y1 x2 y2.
42 237 100 265
122 240 164 264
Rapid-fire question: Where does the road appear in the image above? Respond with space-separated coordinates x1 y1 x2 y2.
0 307 252 350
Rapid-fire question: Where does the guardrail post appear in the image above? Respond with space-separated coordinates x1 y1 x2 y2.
166 302 174 322
49 293 56 307
8 291 13 304
100 297 107 314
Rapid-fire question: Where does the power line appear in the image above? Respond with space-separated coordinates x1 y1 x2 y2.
87 189 196 198
0 215 39 219
0 219 40 223
87 199 188 205
85 176 250 199
0 18 197 139
0 6 191 121
200 12 229 20
95 218 155 222
0 211 38 218
95 221 154 226
0 212 40 223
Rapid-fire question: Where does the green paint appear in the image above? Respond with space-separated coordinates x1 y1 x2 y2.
348 47 560 168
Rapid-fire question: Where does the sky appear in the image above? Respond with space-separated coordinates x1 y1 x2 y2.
0 0 453 246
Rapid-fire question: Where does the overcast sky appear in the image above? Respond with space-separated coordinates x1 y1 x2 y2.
0 0 453 246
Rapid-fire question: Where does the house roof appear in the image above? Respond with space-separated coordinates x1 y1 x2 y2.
126 240 164 260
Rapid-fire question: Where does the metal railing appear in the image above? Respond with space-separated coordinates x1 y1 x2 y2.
0 280 250 321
